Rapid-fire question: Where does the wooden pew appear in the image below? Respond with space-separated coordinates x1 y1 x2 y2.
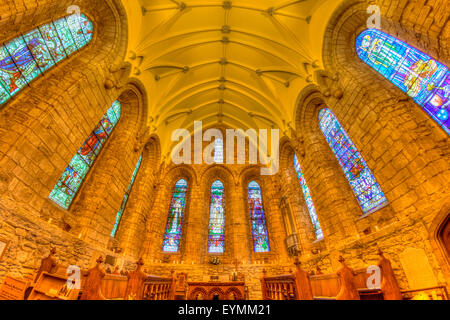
101 274 128 299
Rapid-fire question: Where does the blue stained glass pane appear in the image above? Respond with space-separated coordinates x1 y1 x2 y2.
0 47 27 97
0 13 93 108
294 155 323 239
248 181 270 253
356 29 450 134
22 29 55 72
163 179 188 252
49 101 121 209
319 108 388 214
111 155 143 237
208 180 225 253
5 37 41 83
53 18 78 56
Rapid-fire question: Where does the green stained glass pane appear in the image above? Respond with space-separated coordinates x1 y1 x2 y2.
53 18 78 55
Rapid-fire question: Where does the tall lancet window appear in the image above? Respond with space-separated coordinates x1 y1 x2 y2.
214 138 224 163
293 154 323 239
111 155 143 238
248 181 270 253
319 108 388 214
163 179 188 252
356 29 449 134
208 180 226 253
49 101 121 209
0 14 94 106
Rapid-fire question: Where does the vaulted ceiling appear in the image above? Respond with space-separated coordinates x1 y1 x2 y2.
121 0 343 157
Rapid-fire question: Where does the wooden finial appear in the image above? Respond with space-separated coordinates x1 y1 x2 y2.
96 256 104 264
338 255 345 264
137 258 145 266
50 247 57 255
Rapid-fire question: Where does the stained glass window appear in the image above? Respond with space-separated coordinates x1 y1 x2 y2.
111 155 143 238
356 29 449 134
0 14 94 106
208 180 225 253
318 108 388 214
248 181 270 253
49 101 122 209
293 154 323 239
163 179 188 252
214 138 224 163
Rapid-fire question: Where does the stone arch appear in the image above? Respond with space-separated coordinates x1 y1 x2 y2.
315 1 449 267
207 287 226 300
141 165 197 262
63 81 149 247
188 287 208 300
240 167 287 263
278 138 321 251
0 0 131 236
429 203 450 285
112 133 161 258
224 287 243 300
293 86 361 246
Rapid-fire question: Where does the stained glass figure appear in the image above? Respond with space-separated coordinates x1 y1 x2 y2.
163 179 188 252
0 13 93 107
208 180 225 253
214 138 224 163
318 108 388 214
49 101 122 209
356 29 450 134
111 155 143 238
293 154 323 239
248 181 270 253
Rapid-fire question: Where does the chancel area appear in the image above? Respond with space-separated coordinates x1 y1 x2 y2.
0 0 449 301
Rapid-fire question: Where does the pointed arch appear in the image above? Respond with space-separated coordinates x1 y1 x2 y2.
162 178 189 252
356 29 449 134
111 154 143 238
318 108 388 214
248 181 270 253
0 14 94 106
49 100 121 209
208 180 226 253
293 154 323 239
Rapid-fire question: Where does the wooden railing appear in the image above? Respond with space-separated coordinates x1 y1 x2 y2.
261 274 297 300
261 259 314 300
142 275 175 300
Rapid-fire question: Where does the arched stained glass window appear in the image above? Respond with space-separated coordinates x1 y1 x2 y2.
49 101 121 209
293 154 323 239
248 181 270 253
214 138 224 163
0 14 94 106
111 155 143 238
356 29 449 134
208 180 225 253
163 179 188 252
319 108 388 214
